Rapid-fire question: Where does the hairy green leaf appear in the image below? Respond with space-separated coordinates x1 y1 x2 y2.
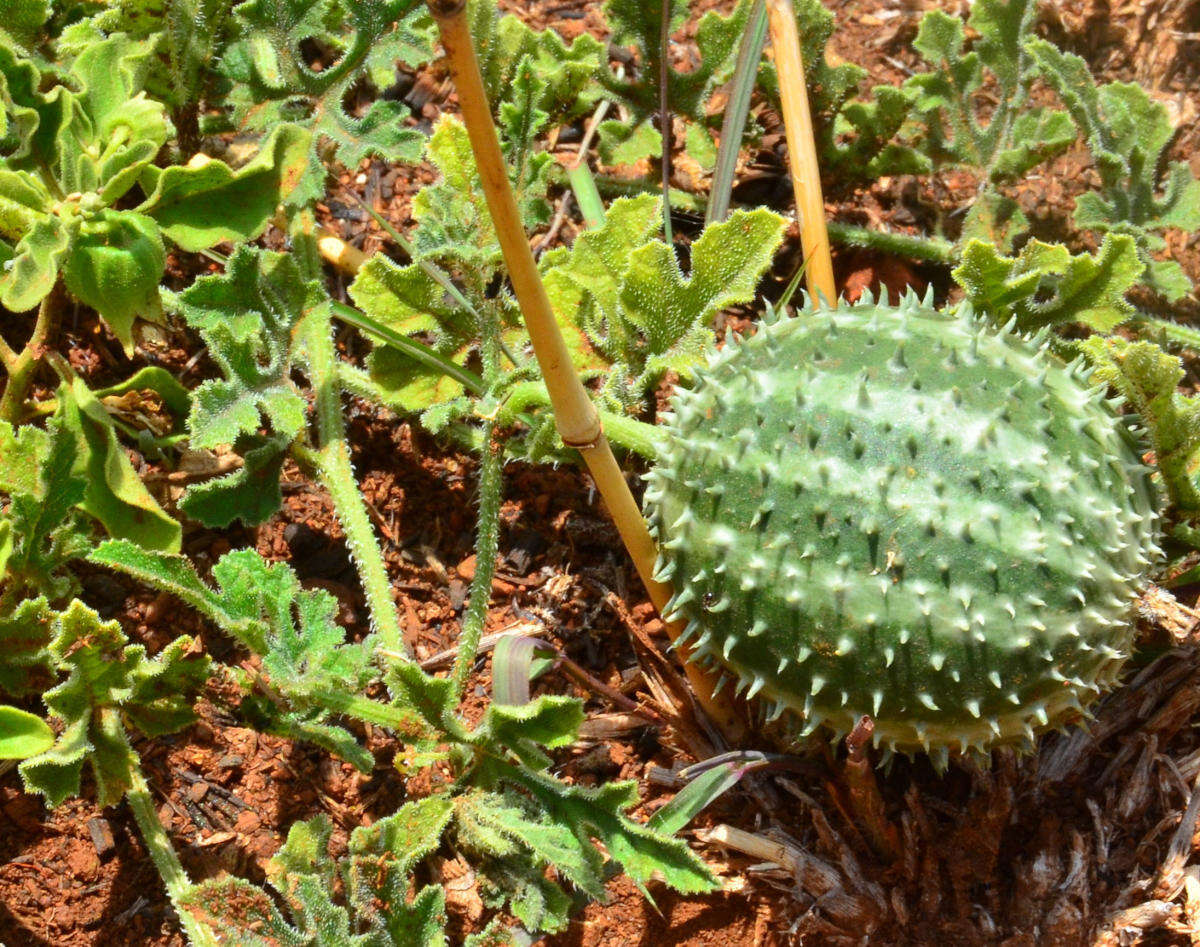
55 376 181 553
0 215 73 313
140 124 312 249
482 757 719 896
19 600 208 807
1027 38 1200 299
88 539 264 650
0 597 54 697
60 211 165 354
544 197 785 410
480 695 584 770
90 541 379 765
1 0 47 50
179 246 312 450
179 434 290 528
1 418 90 603
598 0 751 164
759 0 928 182
181 804 452 946
953 233 1144 332
454 789 584 932
219 0 429 187
472 0 602 125
1081 336 1200 516
907 0 1073 184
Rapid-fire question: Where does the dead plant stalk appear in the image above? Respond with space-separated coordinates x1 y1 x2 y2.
766 0 837 304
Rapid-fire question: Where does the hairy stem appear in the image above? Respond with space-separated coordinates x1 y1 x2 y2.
499 382 659 460
310 686 430 732
827 221 957 264
0 288 60 424
451 423 503 702
1132 315 1200 353
451 244 508 703
301 318 406 656
658 0 674 245
124 764 217 946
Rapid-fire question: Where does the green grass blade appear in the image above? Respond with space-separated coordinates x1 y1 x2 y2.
706 0 768 225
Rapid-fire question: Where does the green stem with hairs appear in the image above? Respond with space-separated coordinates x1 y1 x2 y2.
122 760 217 945
1132 315 1200 353
499 381 659 460
450 421 502 703
299 315 406 657
826 221 957 264
450 296 505 704
0 288 61 423
310 687 432 732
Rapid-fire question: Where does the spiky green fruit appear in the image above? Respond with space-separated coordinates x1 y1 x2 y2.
645 294 1162 762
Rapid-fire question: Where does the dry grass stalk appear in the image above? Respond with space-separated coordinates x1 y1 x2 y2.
765 0 837 304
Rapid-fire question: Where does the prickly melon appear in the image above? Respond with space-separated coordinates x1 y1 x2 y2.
644 295 1162 764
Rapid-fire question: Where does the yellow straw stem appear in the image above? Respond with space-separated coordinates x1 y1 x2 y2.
315 228 368 273
766 0 837 305
427 0 746 741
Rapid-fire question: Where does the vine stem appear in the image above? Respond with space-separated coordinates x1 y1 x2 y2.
310 686 429 731
766 0 837 304
450 422 503 701
300 314 406 657
121 760 217 945
427 0 747 743
0 287 61 423
499 382 659 460
826 221 957 264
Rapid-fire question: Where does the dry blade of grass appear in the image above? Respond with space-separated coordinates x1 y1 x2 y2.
766 0 837 305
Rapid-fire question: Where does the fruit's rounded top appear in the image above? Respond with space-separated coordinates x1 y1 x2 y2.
644 294 1162 764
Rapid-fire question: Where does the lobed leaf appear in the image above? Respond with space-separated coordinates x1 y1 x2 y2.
1081 337 1200 517
55 376 181 553
1 418 90 603
483 758 719 896
19 600 208 807
0 597 55 697
91 541 379 765
140 124 312 250
953 233 1144 333
1028 38 1200 299
182 803 453 946
179 246 312 451
598 0 751 164
480 694 584 770
906 0 1067 176
178 434 290 528
542 197 785 412
759 0 928 182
